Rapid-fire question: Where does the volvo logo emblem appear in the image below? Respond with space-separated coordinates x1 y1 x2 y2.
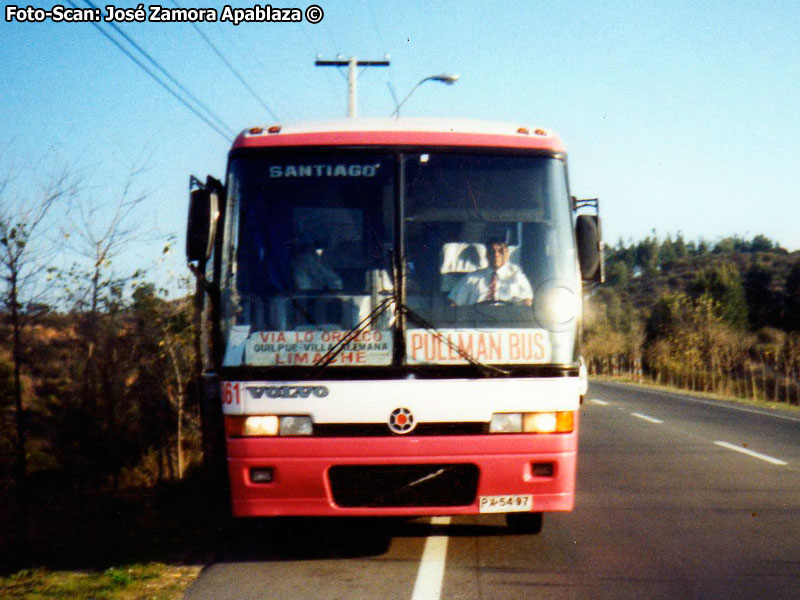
388 408 416 434
247 385 329 399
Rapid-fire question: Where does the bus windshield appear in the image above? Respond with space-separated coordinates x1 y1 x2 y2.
220 150 578 368
403 153 578 366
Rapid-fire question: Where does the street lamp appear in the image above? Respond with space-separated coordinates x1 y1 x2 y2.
391 73 459 117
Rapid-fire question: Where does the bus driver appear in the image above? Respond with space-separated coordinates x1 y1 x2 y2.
448 239 533 306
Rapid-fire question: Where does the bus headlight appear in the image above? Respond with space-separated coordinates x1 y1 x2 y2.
243 416 280 436
490 412 574 434
279 416 313 436
489 413 523 433
225 415 313 437
523 412 558 433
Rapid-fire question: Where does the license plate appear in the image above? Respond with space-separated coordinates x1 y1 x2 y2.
479 494 533 513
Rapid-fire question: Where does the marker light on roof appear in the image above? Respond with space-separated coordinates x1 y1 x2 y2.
248 127 264 135
517 127 530 135
268 125 282 134
534 129 547 136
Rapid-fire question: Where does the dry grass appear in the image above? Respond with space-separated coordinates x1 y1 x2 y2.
0 563 202 600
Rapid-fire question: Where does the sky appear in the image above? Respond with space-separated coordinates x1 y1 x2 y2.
2 0 800 295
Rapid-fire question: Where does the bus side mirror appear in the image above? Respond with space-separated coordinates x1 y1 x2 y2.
186 181 220 264
576 214 604 283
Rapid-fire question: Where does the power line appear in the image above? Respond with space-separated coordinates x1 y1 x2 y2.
364 0 388 55
64 0 232 141
80 0 234 136
170 0 280 122
210 16 292 118
362 0 396 110
76 0 235 139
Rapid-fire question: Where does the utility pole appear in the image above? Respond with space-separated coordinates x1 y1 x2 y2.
315 56 390 118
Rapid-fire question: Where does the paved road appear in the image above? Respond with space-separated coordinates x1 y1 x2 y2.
184 380 800 599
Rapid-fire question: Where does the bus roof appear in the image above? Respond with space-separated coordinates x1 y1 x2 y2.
231 117 566 153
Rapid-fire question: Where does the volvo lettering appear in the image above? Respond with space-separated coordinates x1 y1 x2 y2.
247 386 330 399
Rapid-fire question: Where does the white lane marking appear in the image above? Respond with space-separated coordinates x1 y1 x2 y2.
411 516 451 600
589 398 609 405
598 382 800 423
714 441 788 466
631 412 663 424
671 396 800 423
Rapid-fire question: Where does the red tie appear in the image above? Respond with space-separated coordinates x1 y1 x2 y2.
487 271 498 301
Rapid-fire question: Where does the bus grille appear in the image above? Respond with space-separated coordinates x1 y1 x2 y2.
329 464 479 508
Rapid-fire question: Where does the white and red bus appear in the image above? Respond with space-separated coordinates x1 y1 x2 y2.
187 118 602 533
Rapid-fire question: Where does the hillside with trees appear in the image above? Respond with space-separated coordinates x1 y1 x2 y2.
584 233 800 404
0 284 200 567
0 163 204 572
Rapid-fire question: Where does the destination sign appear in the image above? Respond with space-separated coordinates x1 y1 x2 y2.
406 328 551 365
245 329 393 366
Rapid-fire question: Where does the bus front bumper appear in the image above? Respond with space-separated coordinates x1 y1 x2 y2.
227 433 577 517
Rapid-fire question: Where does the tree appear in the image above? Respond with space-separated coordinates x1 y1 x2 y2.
783 333 800 404
582 286 642 376
0 357 14 491
611 238 636 272
604 261 630 290
689 239 710 256
744 260 778 330
753 328 785 402
784 261 800 332
749 234 775 253
644 293 728 390
645 293 682 344
635 235 660 277
0 161 77 558
688 262 748 329
130 282 196 480
659 236 677 271
713 237 737 254
59 165 149 494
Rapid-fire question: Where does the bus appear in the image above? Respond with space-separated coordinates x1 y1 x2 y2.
186 118 602 533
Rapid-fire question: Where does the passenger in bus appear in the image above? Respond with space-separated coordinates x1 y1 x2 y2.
448 239 533 306
293 243 343 290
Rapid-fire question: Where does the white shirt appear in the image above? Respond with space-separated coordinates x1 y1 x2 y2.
448 262 533 306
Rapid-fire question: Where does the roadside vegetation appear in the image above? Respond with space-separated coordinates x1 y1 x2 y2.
0 161 211 596
1 563 201 600
584 233 800 405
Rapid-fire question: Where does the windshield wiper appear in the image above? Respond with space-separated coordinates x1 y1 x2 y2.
303 297 509 377
307 296 395 374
